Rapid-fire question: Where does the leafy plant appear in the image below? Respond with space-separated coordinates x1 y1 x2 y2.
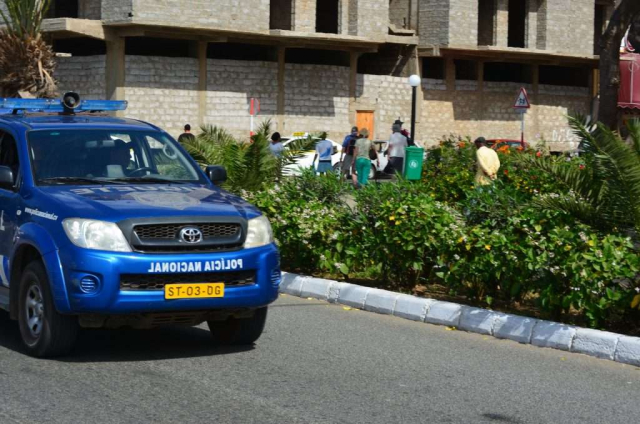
520 116 640 234
0 0 57 97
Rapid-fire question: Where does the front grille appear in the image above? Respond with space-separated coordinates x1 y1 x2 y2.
120 271 255 291
134 223 240 240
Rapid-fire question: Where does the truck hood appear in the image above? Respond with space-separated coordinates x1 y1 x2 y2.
35 184 259 221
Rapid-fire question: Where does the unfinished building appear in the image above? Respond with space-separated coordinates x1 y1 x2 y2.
40 0 616 149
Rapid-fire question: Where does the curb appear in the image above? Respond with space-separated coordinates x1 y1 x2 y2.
279 272 640 367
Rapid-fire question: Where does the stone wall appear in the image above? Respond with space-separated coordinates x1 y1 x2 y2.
123 55 199 137
449 0 478 46
419 0 450 45
126 0 270 30
389 0 411 29
101 0 132 22
541 0 594 55
54 55 106 100
352 0 389 40
282 63 350 138
206 59 279 140
293 0 316 32
417 79 590 150
355 74 412 139
79 0 101 19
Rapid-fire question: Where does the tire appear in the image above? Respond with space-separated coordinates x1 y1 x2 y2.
332 162 342 176
18 261 78 358
207 307 268 346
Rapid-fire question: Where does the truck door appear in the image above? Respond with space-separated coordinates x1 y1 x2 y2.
0 131 21 289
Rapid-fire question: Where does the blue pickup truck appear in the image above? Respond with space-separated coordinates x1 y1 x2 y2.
0 93 280 357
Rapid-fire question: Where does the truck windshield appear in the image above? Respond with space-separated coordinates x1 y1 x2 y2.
28 130 204 185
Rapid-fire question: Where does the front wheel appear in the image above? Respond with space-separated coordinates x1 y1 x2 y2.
207 307 268 345
18 261 78 357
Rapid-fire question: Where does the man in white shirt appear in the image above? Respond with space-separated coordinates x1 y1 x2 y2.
387 122 408 174
312 132 333 174
269 132 284 157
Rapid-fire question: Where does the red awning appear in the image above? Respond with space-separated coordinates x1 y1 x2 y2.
619 53 640 109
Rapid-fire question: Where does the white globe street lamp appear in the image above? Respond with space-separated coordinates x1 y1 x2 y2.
407 74 421 146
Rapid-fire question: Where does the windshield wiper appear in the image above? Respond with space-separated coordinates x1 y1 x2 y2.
110 177 186 184
37 177 124 185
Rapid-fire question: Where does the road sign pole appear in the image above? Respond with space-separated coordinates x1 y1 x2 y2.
521 110 525 148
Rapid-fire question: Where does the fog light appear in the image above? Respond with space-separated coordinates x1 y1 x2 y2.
80 276 99 293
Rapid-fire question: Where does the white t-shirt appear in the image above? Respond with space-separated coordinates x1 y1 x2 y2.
388 132 408 158
316 139 333 161
269 142 284 157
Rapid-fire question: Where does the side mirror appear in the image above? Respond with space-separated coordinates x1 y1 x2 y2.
205 165 227 185
0 166 14 190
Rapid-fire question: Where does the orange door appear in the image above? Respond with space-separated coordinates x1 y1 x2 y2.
356 111 374 139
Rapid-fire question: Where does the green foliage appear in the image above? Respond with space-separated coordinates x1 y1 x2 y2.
180 120 316 193
520 116 640 233
0 0 50 38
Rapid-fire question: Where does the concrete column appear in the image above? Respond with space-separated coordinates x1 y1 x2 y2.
525 0 537 49
340 0 350 35
277 46 286 132
349 51 359 126
495 0 509 47
105 35 125 116
198 41 207 128
409 0 419 32
477 61 485 132
445 57 455 92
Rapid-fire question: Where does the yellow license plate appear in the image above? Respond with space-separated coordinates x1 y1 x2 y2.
165 283 225 299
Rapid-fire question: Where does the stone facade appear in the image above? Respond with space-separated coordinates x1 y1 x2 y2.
105 0 270 30
389 0 410 29
350 0 389 40
123 55 199 136
54 55 106 100
542 0 594 55
79 0 102 20
449 0 478 46
52 55 589 149
293 0 316 32
101 0 132 22
419 0 450 45
282 63 350 137
206 59 279 138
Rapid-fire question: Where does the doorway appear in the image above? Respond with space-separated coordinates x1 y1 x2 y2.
356 111 375 140
316 0 339 34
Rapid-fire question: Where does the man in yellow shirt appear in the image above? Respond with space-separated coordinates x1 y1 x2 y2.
474 137 500 186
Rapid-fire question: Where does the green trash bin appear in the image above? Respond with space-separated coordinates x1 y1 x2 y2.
403 146 424 180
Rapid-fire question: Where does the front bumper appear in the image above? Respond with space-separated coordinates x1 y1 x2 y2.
56 243 280 314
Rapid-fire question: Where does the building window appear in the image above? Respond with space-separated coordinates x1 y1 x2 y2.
208 43 278 62
455 60 478 80
508 0 526 48
484 62 532 83
286 48 349 67
422 58 445 80
316 0 339 34
594 3 606 55
126 38 191 58
478 0 495 46
53 38 106 56
539 65 589 87
270 0 293 30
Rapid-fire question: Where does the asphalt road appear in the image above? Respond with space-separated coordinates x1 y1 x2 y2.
0 294 638 424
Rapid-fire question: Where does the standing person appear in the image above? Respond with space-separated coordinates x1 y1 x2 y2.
387 122 408 174
340 126 358 178
351 128 379 187
178 124 195 144
269 132 284 157
312 132 333 174
474 137 501 186
394 119 414 147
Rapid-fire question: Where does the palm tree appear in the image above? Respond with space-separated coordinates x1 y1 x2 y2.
180 120 317 193
521 115 640 234
0 0 57 98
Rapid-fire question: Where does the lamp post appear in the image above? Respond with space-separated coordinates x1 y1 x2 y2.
408 74 421 145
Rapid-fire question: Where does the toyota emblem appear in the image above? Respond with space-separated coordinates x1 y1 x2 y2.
179 227 203 244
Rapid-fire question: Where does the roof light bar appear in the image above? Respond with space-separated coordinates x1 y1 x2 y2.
0 97 128 113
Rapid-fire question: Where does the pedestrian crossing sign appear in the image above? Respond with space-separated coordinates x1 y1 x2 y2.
513 87 530 109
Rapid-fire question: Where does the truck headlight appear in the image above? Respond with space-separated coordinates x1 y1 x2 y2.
243 215 273 249
62 218 131 252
